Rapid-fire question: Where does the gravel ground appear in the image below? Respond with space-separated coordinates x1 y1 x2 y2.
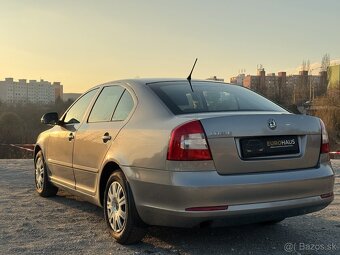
0 160 339 255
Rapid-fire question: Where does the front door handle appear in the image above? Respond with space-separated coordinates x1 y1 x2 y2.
68 133 74 141
102 133 111 143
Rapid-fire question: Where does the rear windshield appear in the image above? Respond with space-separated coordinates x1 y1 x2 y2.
149 81 286 115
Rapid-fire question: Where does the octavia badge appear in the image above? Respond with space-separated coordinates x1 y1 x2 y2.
268 119 277 130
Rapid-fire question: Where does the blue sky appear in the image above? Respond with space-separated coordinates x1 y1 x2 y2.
0 0 339 92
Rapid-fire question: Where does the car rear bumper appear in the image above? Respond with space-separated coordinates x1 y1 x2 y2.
123 162 335 227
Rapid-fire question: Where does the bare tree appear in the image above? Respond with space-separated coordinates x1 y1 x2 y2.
306 60 310 74
321 53 330 72
301 59 311 72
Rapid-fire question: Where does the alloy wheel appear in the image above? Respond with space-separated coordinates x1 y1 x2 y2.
35 157 44 191
106 181 127 232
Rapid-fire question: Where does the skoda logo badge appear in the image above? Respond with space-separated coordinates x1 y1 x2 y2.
268 119 277 130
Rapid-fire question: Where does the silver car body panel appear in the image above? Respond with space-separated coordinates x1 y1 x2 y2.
34 78 335 227
125 162 334 227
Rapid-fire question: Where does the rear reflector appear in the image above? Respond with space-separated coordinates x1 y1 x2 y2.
167 120 212 161
320 192 333 199
185 205 229 211
320 119 330 154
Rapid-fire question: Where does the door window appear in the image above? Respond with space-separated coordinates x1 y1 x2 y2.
88 86 125 123
63 89 98 124
112 90 134 121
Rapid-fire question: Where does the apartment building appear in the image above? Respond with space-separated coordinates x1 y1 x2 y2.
233 69 328 105
0 78 63 104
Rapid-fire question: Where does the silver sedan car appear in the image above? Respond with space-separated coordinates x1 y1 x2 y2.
34 79 335 244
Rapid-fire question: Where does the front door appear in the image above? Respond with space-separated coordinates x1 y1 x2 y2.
46 88 99 189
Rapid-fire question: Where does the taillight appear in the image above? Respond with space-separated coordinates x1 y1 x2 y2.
320 119 330 154
167 120 212 161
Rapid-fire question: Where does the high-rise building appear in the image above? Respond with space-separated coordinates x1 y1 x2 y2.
53 82 63 101
0 78 63 104
242 75 259 89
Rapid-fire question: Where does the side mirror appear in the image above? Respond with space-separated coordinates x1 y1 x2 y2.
41 112 60 126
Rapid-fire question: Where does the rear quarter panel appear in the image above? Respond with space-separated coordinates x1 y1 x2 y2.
101 81 182 170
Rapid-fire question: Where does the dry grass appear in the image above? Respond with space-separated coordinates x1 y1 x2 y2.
312 96 340 151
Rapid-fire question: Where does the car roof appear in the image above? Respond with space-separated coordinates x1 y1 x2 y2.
99 78 227 87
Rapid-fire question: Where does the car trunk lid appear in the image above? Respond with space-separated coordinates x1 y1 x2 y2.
197 113 321 175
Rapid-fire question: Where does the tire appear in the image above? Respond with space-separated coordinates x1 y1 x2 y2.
261 218 285 225
104 171 146 244
34 151 58 197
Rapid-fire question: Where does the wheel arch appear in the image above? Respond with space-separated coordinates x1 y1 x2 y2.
98 160 122 207
34 144 42 163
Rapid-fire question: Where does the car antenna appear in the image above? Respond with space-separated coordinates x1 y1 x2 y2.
187 58 198 92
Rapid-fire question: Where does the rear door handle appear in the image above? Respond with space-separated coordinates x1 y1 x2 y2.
68 133 74 141
102 133 111 143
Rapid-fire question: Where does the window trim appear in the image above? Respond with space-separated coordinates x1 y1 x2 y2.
86 84 137 124
86 85 125 124
111 89 135 122
61 87 100 126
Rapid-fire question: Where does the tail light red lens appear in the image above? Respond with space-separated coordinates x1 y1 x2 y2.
167 120 212 161
320 119 330 154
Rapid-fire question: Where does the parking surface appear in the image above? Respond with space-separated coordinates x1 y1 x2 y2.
0 160 339 255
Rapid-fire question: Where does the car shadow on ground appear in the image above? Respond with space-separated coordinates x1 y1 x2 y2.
45 189 340 255
141 219 339 254
46 190 103 218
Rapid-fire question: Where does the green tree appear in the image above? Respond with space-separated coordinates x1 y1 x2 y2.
0 112 25 144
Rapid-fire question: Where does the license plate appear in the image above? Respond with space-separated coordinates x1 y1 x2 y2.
240 136 299 158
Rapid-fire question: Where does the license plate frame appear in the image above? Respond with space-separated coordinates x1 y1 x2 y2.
240 135 300 159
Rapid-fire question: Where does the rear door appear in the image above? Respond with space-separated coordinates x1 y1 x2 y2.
72 86 135 195
200 113 321 174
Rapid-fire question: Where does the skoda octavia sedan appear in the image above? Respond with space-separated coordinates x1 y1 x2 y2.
34 79 334 244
